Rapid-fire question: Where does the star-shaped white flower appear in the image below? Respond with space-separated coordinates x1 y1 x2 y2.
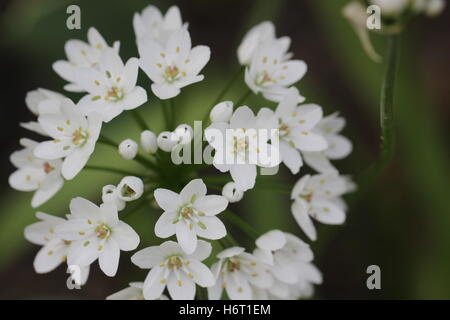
53 27 120 92
21 89 66 136
131 240 215 300
106 282 169 300
34 98 102 180
290 173 352 241
237 21 291 66
75 48 148 123
153 179 228 254
133 5 185 45
245 39 307 102
205 106 281 191
55 197 140 277
265 89 328 174
138 27 210 99
24 211 90 285
9 139 64 208
208 247 273 300
303 112 353 174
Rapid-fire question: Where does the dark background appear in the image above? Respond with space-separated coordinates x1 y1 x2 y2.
0 0 449 299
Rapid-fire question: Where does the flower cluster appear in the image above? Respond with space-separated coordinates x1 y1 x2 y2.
12 5 355 300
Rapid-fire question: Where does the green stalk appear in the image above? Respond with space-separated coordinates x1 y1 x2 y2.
235 89 252 106
169 98 175 130
84 165 142 177
130 109 150 131
223 210 259 241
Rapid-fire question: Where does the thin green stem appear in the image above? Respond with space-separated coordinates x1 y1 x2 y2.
202 66 245 123
223 210 259 241
130 109 150 131
235 89 252 106
121 198 150 218
169 98 175 130
84 165 142 177
161 100 171 130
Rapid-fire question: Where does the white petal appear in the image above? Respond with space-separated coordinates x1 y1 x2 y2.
33 239 66 273
225 272 252 300
230 164 256 191
186 260 215 287
167 273 195 300
280 140 302 174
69 197 100 220
256 230 286 251
176 221 197 254
311 200 346 225
62 148 91 180
290 131 328 152
229 106 255 128
188 240 212 261
325 135 353 159
196 216 227 240
143 266 166 300
302 152 337 174
195 195 228 216
180 179 207 203
99 239 120 277
154 211 177 238
151 83 180 100
131 246 165 269
113 221 140 251
67 237 100 267
154 188 180 211
31 178 64 208
121 86 148 111
291 200 317 241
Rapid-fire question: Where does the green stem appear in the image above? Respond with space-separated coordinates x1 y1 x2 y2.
161 100 171 130
84 165 142 177
202 66 245 123
130 109 150 131
223 210 259 241
169 98 175 130
121 198 150 218
235 89 252 106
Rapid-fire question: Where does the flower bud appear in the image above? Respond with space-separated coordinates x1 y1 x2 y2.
222 182 244 203
174 124 193 145
140 130 158 154
157 131 178 152
117 176 144 202
210 101 233 123
102 185 126 211
118 139 138 160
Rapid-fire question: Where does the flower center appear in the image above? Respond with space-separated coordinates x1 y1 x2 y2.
256 71 274 87
180 206 193 219
279 123 290 137
105 86 124 102
300 193 313 203
227 258 241 272
167 255 183 269
95 223 111 239
165 65 180 83
43 162 54 174
233 136 249 153
72 127 89 146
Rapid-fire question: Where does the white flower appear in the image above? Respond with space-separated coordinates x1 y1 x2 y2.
102 185 126 211
153 179 228 254
34 98 102 180
222 182 244 203
117 176 144 202
370 0 409 16
55 197 140 277
140 130 158 153
264 89 328 174
245 39 307 102
131 240 215 300
24 211 90 284
106 282 170 300
413 0 446 16
75 48 148 123
205 106 281 191
208 247 273 300
138 28 211 99
21 89 66 135
118 139 138 160
210 101 233 123
157 131 179 152
290 174 352 241
9 139 64 208
237 21 291 66
303 112 353 174
133 5 184 44
53 27 120 92
174 124 193 145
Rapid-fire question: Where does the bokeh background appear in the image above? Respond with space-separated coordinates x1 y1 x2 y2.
0 0 449 299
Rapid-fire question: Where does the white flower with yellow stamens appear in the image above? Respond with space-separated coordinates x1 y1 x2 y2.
9 138 64 208
55 197 140 277
53 27 120 92
24 211 90 284
34 98 102 180
138 27 210 99
207 247 273 300
106 282 170 300
291 173 353 241
75 48 148 123
153 179 228 254
131 240 215 300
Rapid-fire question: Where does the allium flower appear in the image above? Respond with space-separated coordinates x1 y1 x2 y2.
53 27 120 92
244 39 307 102
118 139 139 160
34 99 102 180
24 211 90 284
131 240 215 300
55 197 140 277
290 174 351 241
210 101 233 123
21 89 66 135
140 130 158 153
222 182 244 203
237 21 291 66
138 28 211 99
205 106 281 191
133 5 184 44
153 179 228 254
265 89 328 174
303 112 353 174
107 282 170 300
208 247 273 300
75 48 148 123
9 139 64 208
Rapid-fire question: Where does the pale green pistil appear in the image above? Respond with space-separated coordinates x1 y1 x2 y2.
105 86 124 102
165 66 180 83
72 127 89 146
95 223 111 239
